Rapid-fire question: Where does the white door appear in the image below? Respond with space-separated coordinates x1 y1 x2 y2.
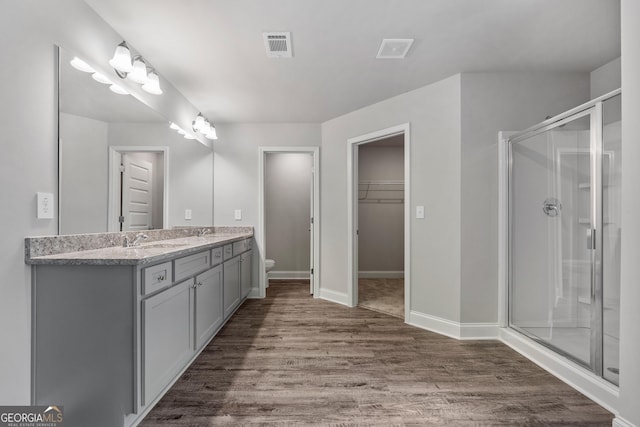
122 154 153 231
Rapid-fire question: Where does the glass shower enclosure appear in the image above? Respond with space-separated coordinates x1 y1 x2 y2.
508 91 621 385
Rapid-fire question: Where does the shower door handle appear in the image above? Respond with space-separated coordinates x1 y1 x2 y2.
587 228 596 250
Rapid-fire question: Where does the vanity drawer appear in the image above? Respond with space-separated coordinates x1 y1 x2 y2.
223 244 233 261
143 262 173 295
211 247 223 266
232 240 246 255
174 250 211 282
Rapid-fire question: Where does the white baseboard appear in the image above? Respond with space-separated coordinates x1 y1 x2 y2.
499 328 619 414
459 323 500 340
407 310 461 339
613 416 636 427
319 288 350 306
407 310 500 340
268 270 310 280
358 271 404 279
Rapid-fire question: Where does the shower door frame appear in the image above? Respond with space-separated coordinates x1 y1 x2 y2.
505 88 621 380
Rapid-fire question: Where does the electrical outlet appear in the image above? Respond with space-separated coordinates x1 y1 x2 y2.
234 209 242 220
185 209 192 220
37 192 54 219
416 205 425 219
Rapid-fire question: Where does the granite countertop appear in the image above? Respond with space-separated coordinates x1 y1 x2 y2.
25 228 253 266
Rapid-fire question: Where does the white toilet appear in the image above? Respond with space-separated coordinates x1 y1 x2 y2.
265 259 276 273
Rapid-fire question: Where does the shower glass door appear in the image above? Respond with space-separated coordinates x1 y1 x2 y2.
510 109 600 372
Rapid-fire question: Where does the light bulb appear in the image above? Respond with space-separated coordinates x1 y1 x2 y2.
169 122 180 130
204 126 218 140
177 128 186 135
109 84 129 95
108 42 133 73
193 114 206 132
70 57 95 73
128 57 148 84
141 70 162 95
91 72 112 84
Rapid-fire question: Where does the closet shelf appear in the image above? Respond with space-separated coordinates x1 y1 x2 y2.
358 180 404 203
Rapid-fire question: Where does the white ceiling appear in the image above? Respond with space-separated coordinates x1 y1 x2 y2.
84 0 620 124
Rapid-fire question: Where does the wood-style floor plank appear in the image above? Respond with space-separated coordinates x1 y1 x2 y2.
140 280 613 426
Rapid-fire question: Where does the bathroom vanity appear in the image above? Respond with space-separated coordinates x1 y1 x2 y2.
25 227 253 427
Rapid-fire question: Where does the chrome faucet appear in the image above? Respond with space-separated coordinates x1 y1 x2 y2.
124 233 149 247
197 228 211 237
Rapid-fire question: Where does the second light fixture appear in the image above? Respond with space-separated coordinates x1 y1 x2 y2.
109 41 163 95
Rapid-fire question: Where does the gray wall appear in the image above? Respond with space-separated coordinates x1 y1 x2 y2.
321 75 463 320
0 0 208 404
591 57 621 99
357 141 404 273
618 1 640 425
265 153 312 273
459 72 590 323
213 123 320 291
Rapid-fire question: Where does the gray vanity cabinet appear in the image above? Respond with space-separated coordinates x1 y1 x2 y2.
29 235 254 427
223 255 241 319
241 250 253 298
195 264 224 350
142 278 194 405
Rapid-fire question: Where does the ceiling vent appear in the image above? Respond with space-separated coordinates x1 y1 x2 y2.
263 32 292 58
376 38 414 59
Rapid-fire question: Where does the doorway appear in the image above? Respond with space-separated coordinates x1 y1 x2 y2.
108 146 169 232
258 147 320 299
347 123 411 321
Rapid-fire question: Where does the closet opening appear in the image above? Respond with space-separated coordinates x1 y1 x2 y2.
347 124 411 320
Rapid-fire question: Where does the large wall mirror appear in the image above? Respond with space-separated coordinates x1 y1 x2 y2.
58 46 213 235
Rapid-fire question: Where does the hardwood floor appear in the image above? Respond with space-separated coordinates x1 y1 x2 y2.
141 281 613 426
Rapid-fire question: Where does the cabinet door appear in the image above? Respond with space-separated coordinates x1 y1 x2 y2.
240 250 252 298
223 256 241 319
142 279 194 405
195 265 223 350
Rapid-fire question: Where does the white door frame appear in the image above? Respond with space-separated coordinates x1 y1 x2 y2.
108 146 170 231
257 146 321 298
347 123 411 320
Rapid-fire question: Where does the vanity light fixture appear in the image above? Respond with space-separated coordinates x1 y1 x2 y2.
191 113 218 140
204 125 218 140
70 57 95 73
168 121 200 140
91 72 112 85
109 41 134 75
69 55 130 97
109 40 162 95
109 84 129 95
142 70 162 95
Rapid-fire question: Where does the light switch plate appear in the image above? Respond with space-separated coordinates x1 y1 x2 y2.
416 205 425 219
37 192 54 219
184 209 192 220
234 209 242 220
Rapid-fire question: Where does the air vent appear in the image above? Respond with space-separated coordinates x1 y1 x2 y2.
376 38 414 59
263 32 292 58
